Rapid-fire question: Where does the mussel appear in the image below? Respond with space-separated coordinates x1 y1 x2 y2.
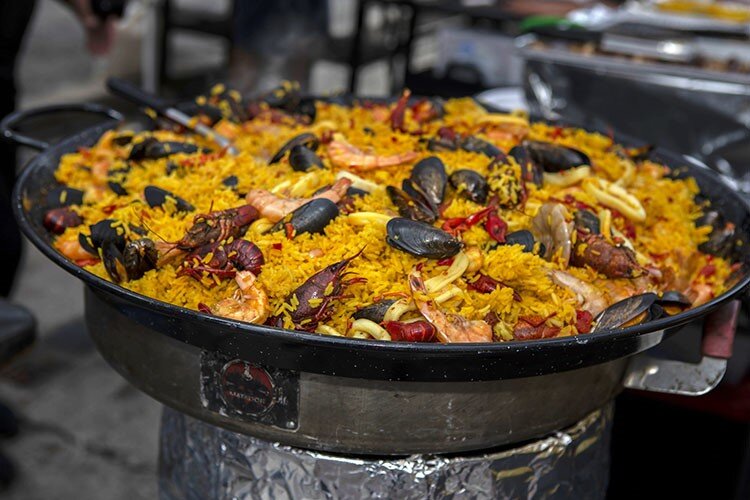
79 219 126 256
222 175 238 189
288 144 323 172
43 207 82 234
410 157 447 208
509 144 543 187
108 181 128 196
111 133 134 146
697 210 735 258
262 83 316 122
122 238 158 280
386 218 461 259
270 198 339 237
268 133 319 165
461 135 504 159
574 209 600 235
524 141 590 173
656 291 691 316
387 186 435 223
128 137 202 161
347 187 368 198
144 186 195 212
449 169 488 204
501 230 536 254
593 293 657 332
46 186 84 209
352 299 396 323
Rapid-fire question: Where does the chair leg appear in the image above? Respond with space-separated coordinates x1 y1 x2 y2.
348 0 368 93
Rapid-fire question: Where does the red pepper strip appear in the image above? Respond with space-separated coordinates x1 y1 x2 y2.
485 211 508 243
390 89 411 132
465 206 493 226
437 257 454 267
284 222 296 240
575 310 594 334
468 274 521 301
513 315 561 340
442 217 468 234
698 264 716 279
197 303 212 314
437 126 457 141
383 320 436 342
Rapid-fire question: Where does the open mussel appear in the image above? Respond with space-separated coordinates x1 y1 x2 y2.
449 169 488 204
268 133 319 165
593 293 657 332
574 209 600 235
501 230 536 254
656 291 691 316
524 141 590 173
144 186 195 212
461 135 504 159
46 186 84 209
122 238 158 280
386 218 461 259
387 186 435 223
79 219 126 256
270 198 339 238
697 210 736 258
222 175 238 189
128 137 203 161
509 144 543 187
262 83 316 122
352 299 396 323
43 208 82 234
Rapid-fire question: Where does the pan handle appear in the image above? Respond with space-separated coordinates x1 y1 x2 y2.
622 300 740 396
0 103 124 151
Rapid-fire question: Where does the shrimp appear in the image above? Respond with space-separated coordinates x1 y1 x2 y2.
56 239 96 261
476 114 529 142
408 267 492 343
549 270 609 316
208 271 270 324
245 177 351 222
531 203 573 265
327 134 418 171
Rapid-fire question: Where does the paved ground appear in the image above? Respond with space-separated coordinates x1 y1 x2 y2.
0 1 390 498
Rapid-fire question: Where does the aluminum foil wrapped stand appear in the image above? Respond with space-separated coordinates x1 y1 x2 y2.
158 404 613 500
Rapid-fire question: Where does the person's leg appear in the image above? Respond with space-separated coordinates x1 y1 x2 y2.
0 0 36 297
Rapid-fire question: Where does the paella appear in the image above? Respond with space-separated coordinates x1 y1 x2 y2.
41 83 740 343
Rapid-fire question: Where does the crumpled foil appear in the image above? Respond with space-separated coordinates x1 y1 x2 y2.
520 46 750 193
158 404 613 500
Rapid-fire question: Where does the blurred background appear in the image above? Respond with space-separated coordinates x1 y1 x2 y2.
1 0 750 498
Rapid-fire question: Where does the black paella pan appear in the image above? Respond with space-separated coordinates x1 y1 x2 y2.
5 96 749 383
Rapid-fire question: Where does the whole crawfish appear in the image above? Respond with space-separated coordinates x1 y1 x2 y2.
269 249 365 331
178 239 264 281
175 204 259 251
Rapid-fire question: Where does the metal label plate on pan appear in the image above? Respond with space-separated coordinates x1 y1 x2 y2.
200 351 300 430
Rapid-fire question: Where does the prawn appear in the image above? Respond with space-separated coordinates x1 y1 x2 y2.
245 177 351 222
408 267 492 343
531 203 573 264
57 239 96 261
327 134 418 171
549 270 609 316
207 271 270 324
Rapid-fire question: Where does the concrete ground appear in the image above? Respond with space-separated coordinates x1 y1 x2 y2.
0 1 390 499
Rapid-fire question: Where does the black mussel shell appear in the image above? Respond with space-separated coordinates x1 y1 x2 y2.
165 161 182 176
426 136 458 152
593 293 658 332
102 241 128 283
449 169 489 204
108 181 128 196
648 303 665 321
288 145 323 172
402 178 439 216
352 299 397 323
123 238 158 280
697 210 736 258
268 133 319 165
296 97 317 123
461 135 505 160
43 207 82 235
387 186 436 223
347 187 368 197
410 156 447 208
128 223 148 236
509 145 543 187
270 198 339 237
46 186 84 208
502 230 535 253
222 175 238 189
574 210 600 235
525 141 590 173
144 186 195 212
111 133 134 146
656 291 691 315
386 218 461 259
83 219 126 254
128 137 202 161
